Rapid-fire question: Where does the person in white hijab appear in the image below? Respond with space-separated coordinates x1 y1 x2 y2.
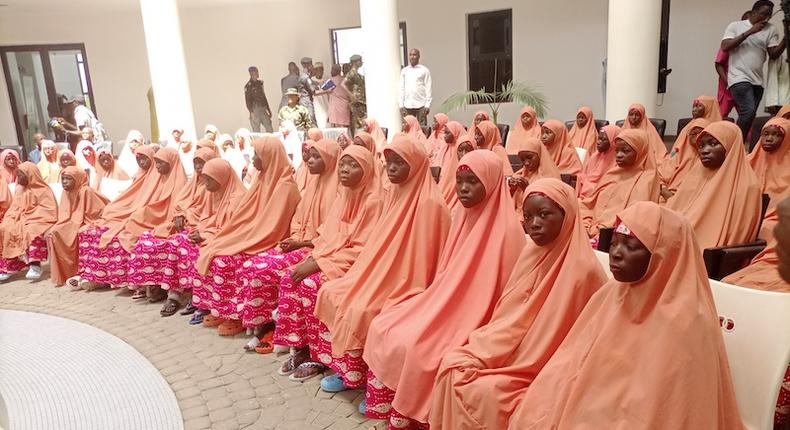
74 140 97 184
218 133 247 179
118 129 145 177
203 124 219 142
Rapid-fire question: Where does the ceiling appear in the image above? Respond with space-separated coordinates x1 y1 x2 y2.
0 0 287 12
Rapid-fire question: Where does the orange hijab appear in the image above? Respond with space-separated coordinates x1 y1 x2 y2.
364 118 388 153
622 103 667 164
436 122 468 211
307 128 323 141
294 141 312 195
152 147 217 237
776 104 790 119
425 113 449 162
0 162 57 259
693 95 723 122
352 131 389 194
0 179 10 221
98 145 157 223
310 145 384 280
577 124 620 198
289 139 341 242
99 147 188 251
197 136 301 275
511 137 561 214
194 158 247 242
507 106 542 154
567 106 598 151
541 119 583 176
430 178 607 430
48 166 109 284
580 129 660 238
196 138 220 157
91 148 130 191
660 118 711 190
0 149 19 184
509 202 744 430
666 121 761 249
404 115 428 147
748 117 790 213
363 150 526 423
468 110 490 134
315 135 451 357
474 120 514 175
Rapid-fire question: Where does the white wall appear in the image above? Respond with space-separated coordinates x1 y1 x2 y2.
0 0 777 146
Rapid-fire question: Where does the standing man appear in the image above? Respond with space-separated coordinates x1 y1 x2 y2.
344 54 367 133
280 62 300 110
312 62 330 129
245 66 273 133
279 88 314 132
297 57 317 124
721 0 786 140
399 48 432 126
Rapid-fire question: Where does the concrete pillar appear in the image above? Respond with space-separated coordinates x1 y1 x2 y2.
605 0 662 121
359 0 402 141
139 0 196 141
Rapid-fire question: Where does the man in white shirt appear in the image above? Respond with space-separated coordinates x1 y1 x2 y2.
721 0 786 139
400 48 432 126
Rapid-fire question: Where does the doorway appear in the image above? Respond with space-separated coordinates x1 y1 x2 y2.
1 43 96 159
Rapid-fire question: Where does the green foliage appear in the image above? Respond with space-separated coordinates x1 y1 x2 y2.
439 81 548 123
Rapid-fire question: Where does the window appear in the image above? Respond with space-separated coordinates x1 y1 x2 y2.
330 22 408 68
467 9 512 94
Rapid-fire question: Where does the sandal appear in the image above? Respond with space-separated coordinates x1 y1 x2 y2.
277 353 300 376
180 303 198 316
189 309 207 325
202 314 225 328
131 289 147 300
147 287 167 303
288 361 326 382
160 298 180 317
217 319 244 336
68 276 82 291
243 336 261 352
255 330 274 354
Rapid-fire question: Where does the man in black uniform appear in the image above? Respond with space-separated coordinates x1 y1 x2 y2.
245 66 273 132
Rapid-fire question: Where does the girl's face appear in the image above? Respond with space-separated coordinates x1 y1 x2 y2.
457 142 474 160
520 112 533 128
129 140 142 152
540 126 555 146
60 155 75 168
761 125 785 153
523 194 565 246
337 135 350 150
61 173 76 191
519 151 540 172
688 127 704 148
81 127 94 141
384 150 410 184
155 158 171 175
443 128 454 143
44 145 57 157
627 109 642 127
432 118 442 131
691 101 706 119
201 174 220 192
306 147 326 174
222 139 234 151
205 131 217 141
609 231 652 282
455 168 486 208
193 158 206 177
82 147 94 159
364 122 372 133
474 113 485 126
597 131 611 153
136 154 152 171
16 168 28 186
4 155 17 169
253 153 263 172
697 134 727 169
575 112 588 129
337 155 364 187
474 128 484 146
98 153 113 169
614 139 637 168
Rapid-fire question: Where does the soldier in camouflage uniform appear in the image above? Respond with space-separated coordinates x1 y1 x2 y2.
344 54 367 134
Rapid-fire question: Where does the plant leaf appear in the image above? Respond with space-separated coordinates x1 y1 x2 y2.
439 80 549 119
438 90 496 114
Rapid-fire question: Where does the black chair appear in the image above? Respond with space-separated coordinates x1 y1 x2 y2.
508 154 523 173
748 116 771 152
597 227 614 253
564 120 575 131
381 127 388 139
564 119 610 131
677 117 692 135
496 123 510 146
422 126 432 138
614 118 667 139
559 174 577 189
430 166 441 183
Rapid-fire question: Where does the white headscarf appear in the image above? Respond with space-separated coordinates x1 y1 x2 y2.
118 129 145 177
203 124 219 142
218 133 247 179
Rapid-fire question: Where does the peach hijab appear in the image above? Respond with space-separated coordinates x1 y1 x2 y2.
622 103 668 164
693 95 723 122
436 121 466 210
580 129 660 238
197 136 301 275
577 124 620 198
364 118 388 153
309 145 384 280
98 145 157 223
0 179 11 221
315 136 452 358
48 166 109 284
541 119 583 176
404 115 428 147
289 139 341 242
91 148 130 191
352 131 388 194
0 149 19 184
193 158 247 242
507 106 541 154
425 113 449 162
568 106 598 151
294 140 313 195
748 117 790 213
509 202 745 429
37 140 61 184
430 178 607 430
363 150 526 423
474 120 514 175
511 137 561 214
666 121 761 249
660 117 711 190
0 162 57 259
99 147 188 251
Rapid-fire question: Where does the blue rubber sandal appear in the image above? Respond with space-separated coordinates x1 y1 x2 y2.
358 399 366 415
188 309 207 325
320 374 348 393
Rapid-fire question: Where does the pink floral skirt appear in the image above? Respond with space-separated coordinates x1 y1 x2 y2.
365 371 429 429
77 226 132 287
127 231 184 289
189 253 251 319
271 269 324 354
0 236 48 273
237 247 309 328
777 365 790 425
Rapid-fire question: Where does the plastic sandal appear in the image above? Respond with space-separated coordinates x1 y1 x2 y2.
288 362 325 382
131 289 147 300
217 319 244 336
243 336 261 352
358 399 366 415
277 354 299 376
202 314 225 328
160 299 180 317
188 310 207 325
180 303 198 315
255 330 274 354
320 374 348 393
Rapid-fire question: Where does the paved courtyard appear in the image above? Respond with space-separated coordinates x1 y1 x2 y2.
0 268 385 430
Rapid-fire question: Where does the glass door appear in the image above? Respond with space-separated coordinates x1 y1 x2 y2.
1 44 95 159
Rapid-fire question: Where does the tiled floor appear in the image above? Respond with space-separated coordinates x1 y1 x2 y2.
0 270 385 430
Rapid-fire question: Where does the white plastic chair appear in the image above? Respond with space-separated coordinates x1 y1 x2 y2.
575 147 587 164
709 280 790 430
593 250 612 278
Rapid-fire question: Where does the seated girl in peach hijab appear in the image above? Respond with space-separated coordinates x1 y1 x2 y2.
748 117 790 215
506 106 541 154
468 110 490 135
0 162 57 282
402 115 428 150
77 147 187 294
362 150 525 427
59 150 77 171
0 149 20 184
363 118 387 154
425 113 449 166
508 137 560 215
0 178 11 222
576 125 620 198
352 132 388 193
690 95 723 122
568 106 598 151
235 139 341 345
435 121 466 211
37 140 61 184
540 119 583 176
580 129 660 241
429 178 607 430
659 118 710 198
665 121 761 250
622 103 668 164
190 137 301 333
473 120 514 175
313 135 451 393
91 148 131 194
272 146 383 381
508 202 745 429
48 166 108 287
126 147 219 313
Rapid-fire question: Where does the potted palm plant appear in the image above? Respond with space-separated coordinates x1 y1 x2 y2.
440 80 549 124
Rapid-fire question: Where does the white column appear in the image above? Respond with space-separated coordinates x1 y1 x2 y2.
360 0 402 141
139 0 196 141
605 0 662 121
